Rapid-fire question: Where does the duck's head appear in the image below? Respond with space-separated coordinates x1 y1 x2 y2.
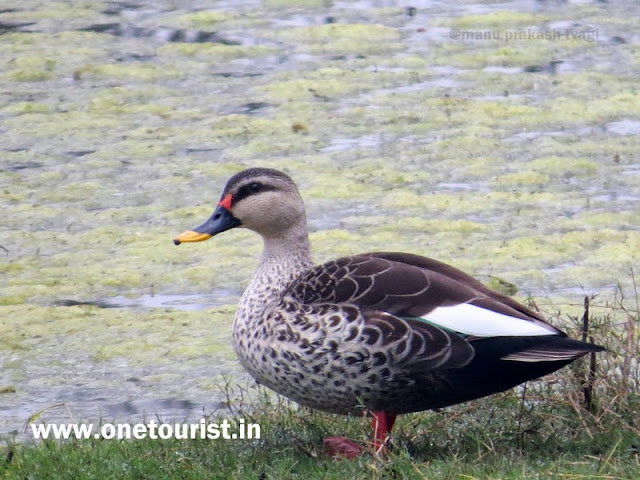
174 168 305 245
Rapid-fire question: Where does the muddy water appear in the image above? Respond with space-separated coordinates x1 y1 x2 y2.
1 0 639 439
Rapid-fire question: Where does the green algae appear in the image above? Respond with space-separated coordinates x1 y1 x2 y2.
493 171 550 188
157 43 275 61
2 101 52 115
570 211 640 230
253 67 418 105
383 191 500 215
6 69 53 82
527 156 599 178
0 3 96 25
172 11 231 28
0 32 129 79
273 23 403 55
265 0 332 7
431 40 589 70
552 72 639 99
546 92 640 125
3 111 124 142
5 56 56 72
309 229 362 259
447 12 552 29
74 63 182 82
485 276 519 296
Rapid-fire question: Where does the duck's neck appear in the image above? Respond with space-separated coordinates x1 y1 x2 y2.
261 226 312 269
236 223 313 324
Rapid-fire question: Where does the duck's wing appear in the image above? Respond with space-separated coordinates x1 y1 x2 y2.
286 252 561 339
277 252 603 414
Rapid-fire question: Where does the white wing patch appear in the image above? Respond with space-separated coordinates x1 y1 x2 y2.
501 350 581 362
421 303 557 337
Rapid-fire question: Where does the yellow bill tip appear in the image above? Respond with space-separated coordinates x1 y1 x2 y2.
173 231 213 245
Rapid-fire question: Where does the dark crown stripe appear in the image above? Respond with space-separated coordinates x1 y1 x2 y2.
223 167 294 195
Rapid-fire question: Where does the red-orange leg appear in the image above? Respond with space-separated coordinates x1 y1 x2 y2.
371 411 397 455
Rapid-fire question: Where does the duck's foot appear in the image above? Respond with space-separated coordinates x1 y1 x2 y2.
323 436 363 459
323 411 398 459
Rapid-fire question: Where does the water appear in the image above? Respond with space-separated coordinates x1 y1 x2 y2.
55 293 235 311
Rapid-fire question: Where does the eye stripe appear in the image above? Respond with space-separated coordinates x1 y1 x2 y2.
232 182 278 204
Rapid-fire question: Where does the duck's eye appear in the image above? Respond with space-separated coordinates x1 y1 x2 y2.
249 183 262 193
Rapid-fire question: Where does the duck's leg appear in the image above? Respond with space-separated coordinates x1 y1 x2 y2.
323 411 397 459
371 411 397 455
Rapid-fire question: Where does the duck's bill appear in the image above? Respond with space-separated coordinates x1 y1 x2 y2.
173 205 240 245
173 230 212 244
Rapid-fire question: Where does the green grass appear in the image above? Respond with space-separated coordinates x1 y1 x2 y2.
2 293 639 479
1 395 637 479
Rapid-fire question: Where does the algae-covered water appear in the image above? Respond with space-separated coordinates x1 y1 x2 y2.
1 0 639 439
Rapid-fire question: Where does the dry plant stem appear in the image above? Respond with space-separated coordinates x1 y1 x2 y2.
620 313 634 393
517 382 528 451
580 296 598 413
567 393 595 440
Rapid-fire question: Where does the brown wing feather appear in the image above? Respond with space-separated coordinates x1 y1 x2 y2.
365 252 550 323
286 252 560 334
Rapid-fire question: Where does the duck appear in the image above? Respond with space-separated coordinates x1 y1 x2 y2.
174 167 604 458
